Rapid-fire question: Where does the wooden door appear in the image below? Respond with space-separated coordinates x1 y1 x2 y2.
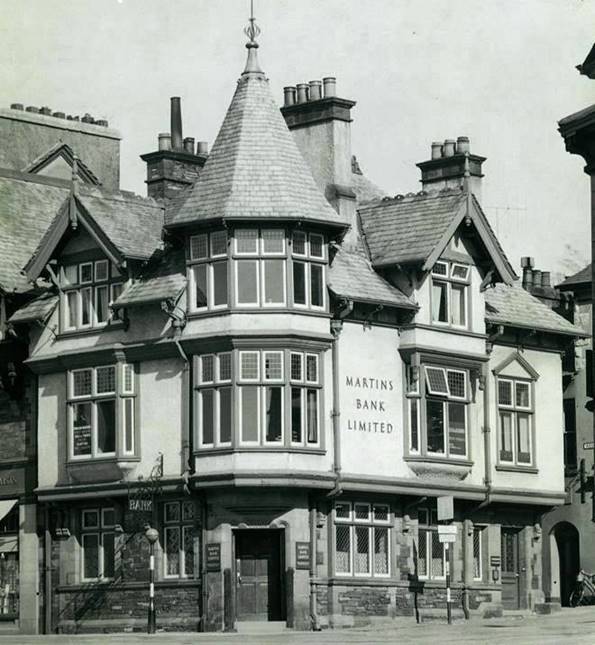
501 528 521 609
235 530 283 621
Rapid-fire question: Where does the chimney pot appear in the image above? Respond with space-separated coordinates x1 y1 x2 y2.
158 132 172 151
170 97 183 151
25 106 39 113
443 139 456 157
520 256 535 269
73 116 80 122
541 271 551 288
431 142 443 160
522 266 534 289
456 136 470 154
81 113 94 123
10 103 24 110
283 86 296 107
309 80 322 101
53 111 66 119
323 77 336 98
196 141 209 155
532 269 542 288
296 83 309 104
40 106 52 116
183 137 195 154
95 119 108 127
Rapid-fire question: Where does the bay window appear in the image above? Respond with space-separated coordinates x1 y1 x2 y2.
60 259 124 332
195 348 323 450
334 502 390 578
430 260 469 327
497 377 534 466
68 364 136 460
291 231 325 309
407 365 469 459
81 508 115 581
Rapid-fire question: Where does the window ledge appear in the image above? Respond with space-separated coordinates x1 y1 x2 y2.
405 456 473 481
67 457 140 484
195 447 326 456
187 308 330 320
495 464 538 474
57 322 125 339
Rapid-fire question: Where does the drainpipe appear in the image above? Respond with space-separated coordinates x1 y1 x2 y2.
327 299 353 497
44 506 52 634
173 336 191 477
309 497 320 631
200 496 208 631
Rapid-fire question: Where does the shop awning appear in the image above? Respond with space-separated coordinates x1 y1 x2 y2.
0 536 17 553
0 500 17 523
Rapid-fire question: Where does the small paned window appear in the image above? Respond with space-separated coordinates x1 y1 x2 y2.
431 260 470 328
497 377 534 466
334 501 390 578
81 507 115 581
163 501 197 578
416 508 445 580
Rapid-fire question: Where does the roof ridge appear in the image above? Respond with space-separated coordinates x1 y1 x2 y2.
360 186 464 209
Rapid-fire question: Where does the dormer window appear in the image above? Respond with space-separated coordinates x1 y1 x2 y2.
430 260 469 328
60 260 124 332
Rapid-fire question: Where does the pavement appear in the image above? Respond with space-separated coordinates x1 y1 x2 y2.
1 607 595 644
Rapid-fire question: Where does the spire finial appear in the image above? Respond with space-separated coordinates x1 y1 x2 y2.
243 0 263 74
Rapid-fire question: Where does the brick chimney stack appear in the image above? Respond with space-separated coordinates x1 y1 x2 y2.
280 77 358 243
140 97 208 201
417 137 486 201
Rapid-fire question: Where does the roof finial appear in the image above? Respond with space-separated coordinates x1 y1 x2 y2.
243 0 263 74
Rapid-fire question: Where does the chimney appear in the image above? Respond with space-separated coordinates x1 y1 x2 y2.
140 97 208 200
280 76 357 243
521 256 535 290
416 136 486 201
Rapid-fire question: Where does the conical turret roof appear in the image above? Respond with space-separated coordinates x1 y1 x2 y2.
167 49 346 229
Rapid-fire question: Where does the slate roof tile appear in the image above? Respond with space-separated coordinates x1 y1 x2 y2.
9 292 58 323
557 263 591 288
358 189 467 266
485 283 586 336
0 176 69 293
168 68 344 228
329 244 416 309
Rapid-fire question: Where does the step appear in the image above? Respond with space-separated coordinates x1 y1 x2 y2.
236 620 289 634
418 608 466 623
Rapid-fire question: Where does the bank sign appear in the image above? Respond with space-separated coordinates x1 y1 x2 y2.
344 375 395 435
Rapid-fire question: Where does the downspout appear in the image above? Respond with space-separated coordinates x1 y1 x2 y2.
173 335 191 478
44 506 52 634
328 299 353 497
309 496 320 631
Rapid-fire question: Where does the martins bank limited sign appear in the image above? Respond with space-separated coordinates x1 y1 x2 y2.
344 374 395 435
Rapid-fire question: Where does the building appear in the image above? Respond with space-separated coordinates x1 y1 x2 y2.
3 18 587 634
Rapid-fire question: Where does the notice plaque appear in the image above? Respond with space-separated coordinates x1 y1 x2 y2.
206 543 221 572
490 556 501 567
583 441 594 450
437 496 454 522
437 524 457 543
295 542 311 570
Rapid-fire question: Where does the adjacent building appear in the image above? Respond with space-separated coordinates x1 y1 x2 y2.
2 20 587 633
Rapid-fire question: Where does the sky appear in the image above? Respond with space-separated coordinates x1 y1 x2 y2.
2 0 594 279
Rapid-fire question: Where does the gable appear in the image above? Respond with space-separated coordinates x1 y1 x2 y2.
23 143 100 185
493 350 539 380
36 155 73 181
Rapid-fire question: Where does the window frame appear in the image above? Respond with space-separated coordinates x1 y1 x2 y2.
67 364 137 462
496 376 535 467
80 507 115 582
333 501 391 579
430 260 470 329
187 230 229 312
416 508 446 581
162 500 197 580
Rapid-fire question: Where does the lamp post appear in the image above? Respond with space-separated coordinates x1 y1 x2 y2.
144 526 159 634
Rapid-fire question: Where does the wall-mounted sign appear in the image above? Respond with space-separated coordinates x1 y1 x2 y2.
344 374 395 435
129 498 152 512
437 496 454 522
437 524 457 543
73 428 92 456
295 542 311 570
490 556 501 567
206 543 221 572
0 467 25 498
583 441 594 451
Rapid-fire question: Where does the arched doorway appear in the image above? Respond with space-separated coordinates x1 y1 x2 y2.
553 522 580 606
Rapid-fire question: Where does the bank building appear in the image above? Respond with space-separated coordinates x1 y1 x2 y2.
0 14 586 635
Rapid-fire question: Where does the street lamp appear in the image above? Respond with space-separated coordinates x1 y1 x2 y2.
144 526 159 634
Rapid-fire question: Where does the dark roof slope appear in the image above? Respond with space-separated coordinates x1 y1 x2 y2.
168 64 344 228
9 292 58 323
359 189 467 266
558 263 591 289
485 283 586 337
77 187 164 260
328 245 416 309
0 175 69 293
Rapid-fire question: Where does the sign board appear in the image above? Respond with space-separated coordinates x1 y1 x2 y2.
438 532 456 543
73 428 92 456
129 498 152 512
0 467 25 498
206 543 221 572
490 556 501 567
437 524 457 543
295 542 311 570
583 442 594 451
437 496 454 522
